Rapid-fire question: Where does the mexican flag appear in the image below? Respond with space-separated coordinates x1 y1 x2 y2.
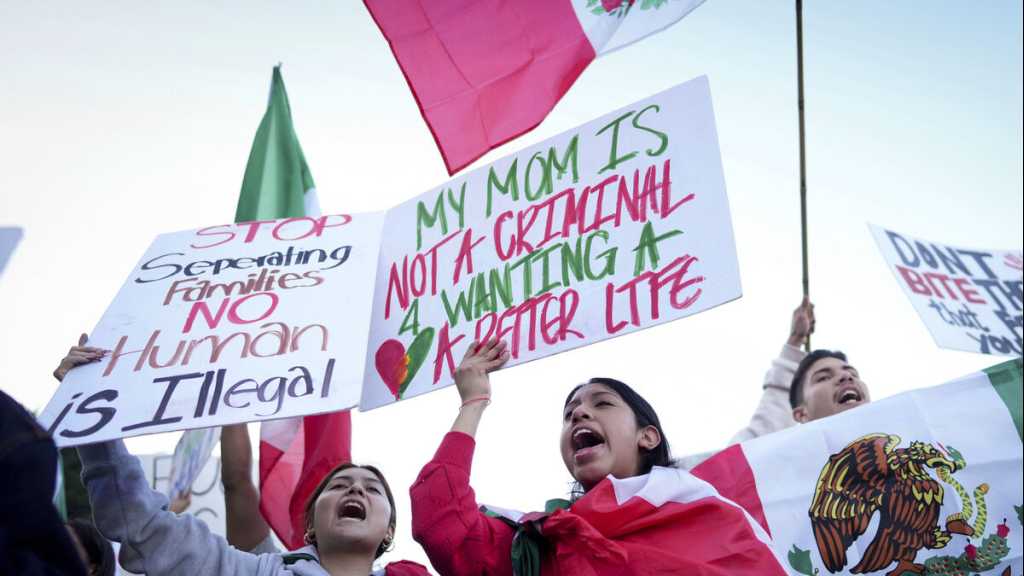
692 358 1023 576
236 65 353 550
364 0 705 174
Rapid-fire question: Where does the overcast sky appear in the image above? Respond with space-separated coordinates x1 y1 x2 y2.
1 0 1021 569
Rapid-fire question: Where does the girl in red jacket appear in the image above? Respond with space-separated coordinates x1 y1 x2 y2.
410 339 784 576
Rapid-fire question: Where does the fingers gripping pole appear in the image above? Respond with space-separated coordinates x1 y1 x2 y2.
796 0 811 352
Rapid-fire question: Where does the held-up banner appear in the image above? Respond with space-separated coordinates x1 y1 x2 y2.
360 76 741 409
167 427 220 500
41 76 742 438
870 224 1023 356
41 213 385 446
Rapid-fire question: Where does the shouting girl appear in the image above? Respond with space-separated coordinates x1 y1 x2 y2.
410 338 785 575
55 336 428 576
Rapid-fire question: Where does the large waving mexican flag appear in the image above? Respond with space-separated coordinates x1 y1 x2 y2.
693 358 1023 576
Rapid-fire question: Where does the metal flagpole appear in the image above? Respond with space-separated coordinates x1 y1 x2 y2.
796 0 811 352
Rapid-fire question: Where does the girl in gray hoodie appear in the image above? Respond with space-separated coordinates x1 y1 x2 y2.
59 339 429 576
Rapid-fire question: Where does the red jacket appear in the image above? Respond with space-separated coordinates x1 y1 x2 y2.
411 432 785 576
411 432 516 575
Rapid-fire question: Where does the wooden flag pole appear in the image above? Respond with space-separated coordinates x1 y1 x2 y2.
796 0 811 352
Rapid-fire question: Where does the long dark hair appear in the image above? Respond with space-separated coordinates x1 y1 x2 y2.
564 377 673 496
302 462 397 559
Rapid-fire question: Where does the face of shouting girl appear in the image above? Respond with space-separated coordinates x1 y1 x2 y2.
560 383 663 492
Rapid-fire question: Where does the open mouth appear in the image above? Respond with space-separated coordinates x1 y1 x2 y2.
572 427 606 455
836 388 863 406
338 500 366 521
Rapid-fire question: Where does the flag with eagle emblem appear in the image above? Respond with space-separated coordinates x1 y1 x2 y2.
692 358 1022 576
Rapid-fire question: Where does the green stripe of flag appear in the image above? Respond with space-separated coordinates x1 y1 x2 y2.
234 65 315 223
985 357 1023 442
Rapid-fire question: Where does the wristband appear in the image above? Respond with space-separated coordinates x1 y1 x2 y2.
460 395 491 409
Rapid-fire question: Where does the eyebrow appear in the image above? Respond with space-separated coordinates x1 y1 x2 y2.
329 474 384 487
564 390 618 412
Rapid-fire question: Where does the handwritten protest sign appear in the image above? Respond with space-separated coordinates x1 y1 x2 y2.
870 224 1023 356
41 77 742 434
0 226 23 278
360 76 741 409
41 213 385 446
167 427 220 499
144 453 229 535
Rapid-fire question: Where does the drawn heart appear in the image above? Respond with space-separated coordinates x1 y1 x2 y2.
374 328 435 400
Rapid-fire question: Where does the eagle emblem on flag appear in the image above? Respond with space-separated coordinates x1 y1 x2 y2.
806 433 1005 576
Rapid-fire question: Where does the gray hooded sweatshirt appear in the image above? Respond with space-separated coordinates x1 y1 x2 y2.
78 440 385 576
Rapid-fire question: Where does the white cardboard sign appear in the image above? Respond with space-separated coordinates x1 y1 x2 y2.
167 427 220 500
360 76 742 409
42 77 744 436
41 213 385 446
870 224 1023 356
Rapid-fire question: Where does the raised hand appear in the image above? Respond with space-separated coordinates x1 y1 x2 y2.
450 338 509 437
53 333 107 382
787 297 815 348
454 338 509 404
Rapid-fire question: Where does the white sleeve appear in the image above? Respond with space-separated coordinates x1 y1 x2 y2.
727 345 805 444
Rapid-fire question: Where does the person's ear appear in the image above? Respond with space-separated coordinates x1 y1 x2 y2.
792 405 809 423
638 425 661 451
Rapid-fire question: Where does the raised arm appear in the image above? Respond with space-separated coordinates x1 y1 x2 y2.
220 423 274 552
56 337 270 576
728 298 811 444
78 441 266 575
410 339 514 576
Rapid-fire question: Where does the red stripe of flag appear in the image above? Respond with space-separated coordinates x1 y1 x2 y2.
364 0 595 174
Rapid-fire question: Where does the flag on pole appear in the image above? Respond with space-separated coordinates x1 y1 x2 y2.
364 0 705 175
692 358 1023 575
236 65 352 550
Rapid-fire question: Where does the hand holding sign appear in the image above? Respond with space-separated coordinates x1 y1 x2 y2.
454 339 510 403
360 76 742 410
52 334 106 382
40 78 743 443
40 213 386 446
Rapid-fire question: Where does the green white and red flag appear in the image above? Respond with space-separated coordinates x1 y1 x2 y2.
692 358 1023 576
364 0 705 174
235 66 353 550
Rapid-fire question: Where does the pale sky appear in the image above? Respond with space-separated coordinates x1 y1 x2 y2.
1 0 1021 570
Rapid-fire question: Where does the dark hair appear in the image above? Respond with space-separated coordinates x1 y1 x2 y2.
789 349 848 408
67 518 115 576
302 462 396 559
564 377 673 492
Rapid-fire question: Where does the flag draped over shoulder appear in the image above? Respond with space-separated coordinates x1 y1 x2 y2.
485 465 785 575
236 66 352 550
363 0 705 174
693 359 1023 576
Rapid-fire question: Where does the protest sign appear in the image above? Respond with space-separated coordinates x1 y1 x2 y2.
143 452 227 533
870 224 1023 356
41 77 742 432
0 226 23 278
41 213 385 446
360 76 741 409
167 427 220 499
